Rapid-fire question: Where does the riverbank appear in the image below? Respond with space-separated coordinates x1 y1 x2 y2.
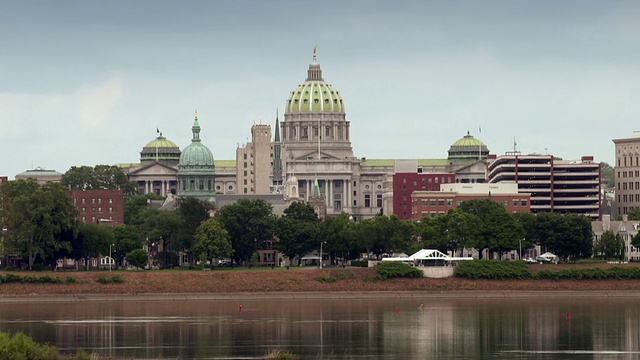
1 263 640 299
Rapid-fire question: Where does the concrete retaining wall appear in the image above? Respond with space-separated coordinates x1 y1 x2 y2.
420 266 455 278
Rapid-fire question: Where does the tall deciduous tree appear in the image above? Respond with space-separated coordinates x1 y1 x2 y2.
536 212 593 261
193 218 233 268
511 211 537 258
62 165 137 197
113 224 144 267
0 179 78 269
175 197 214 267
123 193 164 226
275 203 318 266
318 212 358 265
76 223 114 270
216 199 275 264
595 230 624 260
140 208 183 268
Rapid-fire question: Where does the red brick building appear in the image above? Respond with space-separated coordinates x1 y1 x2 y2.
67 190 125 226
411 183 531 220
393 173 456 220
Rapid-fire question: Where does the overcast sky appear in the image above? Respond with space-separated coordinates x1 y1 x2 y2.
2 1 639 179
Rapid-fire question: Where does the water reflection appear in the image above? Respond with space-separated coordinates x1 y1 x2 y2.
0 297 639 359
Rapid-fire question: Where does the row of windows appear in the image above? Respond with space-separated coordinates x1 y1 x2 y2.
618 170 640 178
618 156 640 167
77 198 114 205
618 182 640 191
419 199 529 207
81 207 114 213
81 216 114 223
619 194 640 203
398 185 437 192
402 177 452 185
363 194 383 208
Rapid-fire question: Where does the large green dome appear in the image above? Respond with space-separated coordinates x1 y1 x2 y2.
180 143 214 166
178 117 215 168
144 137 179 149
451 131 486 147
448 131 490 165
285 58 345 114
140 134 181 166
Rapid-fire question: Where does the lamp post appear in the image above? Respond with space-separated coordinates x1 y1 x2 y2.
320 241 323 269
109 243 114 271
519 239 523 261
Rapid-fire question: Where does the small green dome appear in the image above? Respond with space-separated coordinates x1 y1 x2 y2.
144 137 179 149
448 131 490 165
451 131 486 147
140 135 181 166
285 60 345 114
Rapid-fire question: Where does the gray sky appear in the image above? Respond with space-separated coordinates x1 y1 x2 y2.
2 0 639 179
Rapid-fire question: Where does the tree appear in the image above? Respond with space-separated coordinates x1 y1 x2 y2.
417 215 449 253
140 208 183 268
443 209 482 255
283 202 319 222
123 193 164 226
0 179 78 269
628 208 640 221
318 213 358 265
216 199 275 264
511 211 537 258
193 218 233 268
113 224 144 268
62 165 137 197
601 162 615 189
75 223 114 270
536 213 593 261
595 230 624 260
126 249 149 270
175 197 214 267
275 216 317 266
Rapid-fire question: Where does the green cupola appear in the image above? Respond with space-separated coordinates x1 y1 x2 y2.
177 111 216 204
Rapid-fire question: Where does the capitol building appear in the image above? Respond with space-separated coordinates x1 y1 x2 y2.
120 51 491 218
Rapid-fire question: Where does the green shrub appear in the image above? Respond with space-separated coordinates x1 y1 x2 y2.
4 273 22 283
4 266 14 271
96 275 126 284
376 262 423 280
454 260 533 280
0 331 93 359
532 267 640 280
65 277 79 284
315 275 337 283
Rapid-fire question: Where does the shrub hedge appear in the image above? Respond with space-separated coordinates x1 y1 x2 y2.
0 274 72 284
376 262 423 279
454 260 533 280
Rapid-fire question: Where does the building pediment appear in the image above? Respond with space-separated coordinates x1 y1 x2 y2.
128 162 178 177
295 150 341 161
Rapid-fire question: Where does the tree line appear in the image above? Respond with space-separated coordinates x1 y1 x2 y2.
1 175 598 270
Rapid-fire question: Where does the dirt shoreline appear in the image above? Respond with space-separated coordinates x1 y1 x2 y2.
2 265 640 302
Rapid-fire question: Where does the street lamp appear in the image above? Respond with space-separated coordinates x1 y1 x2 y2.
519 239 523 261
320 241 323 269
109 243 114 272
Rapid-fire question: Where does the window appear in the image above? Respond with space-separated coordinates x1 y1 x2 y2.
82 207 86 212
82 199 86 204
435 178 439 183
430 200 436 206
109 198 113 204
98 207 102 212
333 193 342 211
403 178 407 184
422 200 428 206
377 194 382 207
109 207 113 213
364 194 371 207
447 200 452 206
98 198 102 204
438 200 444 206
82 216 86 223
92 199 95 204
513 200 518 206
413 180 417 186
92 208 96 212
